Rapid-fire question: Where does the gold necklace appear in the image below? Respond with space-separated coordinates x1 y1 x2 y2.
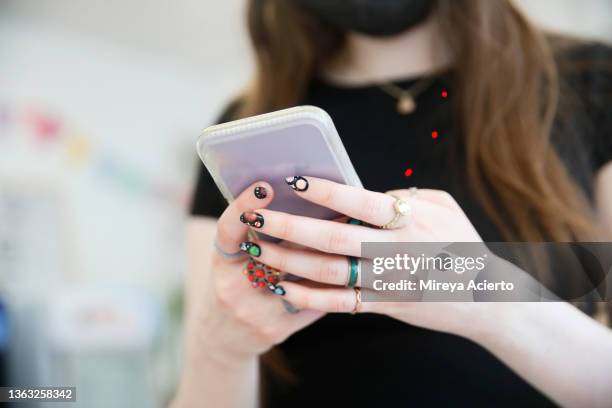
375 77 435 115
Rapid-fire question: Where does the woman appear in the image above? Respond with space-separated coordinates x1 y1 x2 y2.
173 0 612 407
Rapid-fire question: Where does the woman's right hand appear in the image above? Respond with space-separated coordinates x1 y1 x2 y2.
185 181 324 369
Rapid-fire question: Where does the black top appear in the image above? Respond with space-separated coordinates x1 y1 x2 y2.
191 43 612 407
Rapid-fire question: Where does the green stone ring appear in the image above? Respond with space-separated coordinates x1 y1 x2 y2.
347 256 359 288
345 219 362 288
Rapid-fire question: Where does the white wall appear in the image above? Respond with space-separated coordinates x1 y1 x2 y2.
515 0 612 41
0 0 252 292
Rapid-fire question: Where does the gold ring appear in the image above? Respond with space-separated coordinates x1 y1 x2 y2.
381 188 417 229
351 287 361 315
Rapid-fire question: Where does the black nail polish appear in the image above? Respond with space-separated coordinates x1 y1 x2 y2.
254 186 267 199
285 176 309 192
240 241 261 257
240 212 264 228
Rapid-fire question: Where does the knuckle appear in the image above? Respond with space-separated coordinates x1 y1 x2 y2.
359 195 383 221
275 253 289 273
322 228 349 253
334 296 351 313
295 291 311 310
316 258 341 283
319 183 337 207
276 216 295 240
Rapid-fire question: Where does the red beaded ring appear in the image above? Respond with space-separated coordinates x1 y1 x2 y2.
243 259 281 289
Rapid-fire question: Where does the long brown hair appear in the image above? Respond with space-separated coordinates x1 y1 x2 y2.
240 0 601 243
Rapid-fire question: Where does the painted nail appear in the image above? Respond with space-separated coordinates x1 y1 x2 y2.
244 258 280 288
240 212 264 228
254 186 267 199
285 176 309 192
240 241 261 257
268 284 286 296
282 299 299 314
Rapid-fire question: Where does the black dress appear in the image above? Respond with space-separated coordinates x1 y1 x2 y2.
190 43 612 407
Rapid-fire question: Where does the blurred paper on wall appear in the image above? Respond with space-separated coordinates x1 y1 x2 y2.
0 184 71 290
0 183 72 402
41 286 160 408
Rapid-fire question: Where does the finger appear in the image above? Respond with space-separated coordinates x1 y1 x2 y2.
279 281 370 314
226 269 324 331
216 181 274 256
240 209 385 257
239 240 358 286
284 176 408 228
387 188 458 210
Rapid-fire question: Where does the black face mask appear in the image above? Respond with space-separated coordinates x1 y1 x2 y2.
293 0 435 37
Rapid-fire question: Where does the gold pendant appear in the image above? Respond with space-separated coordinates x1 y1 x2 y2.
397 95 416 115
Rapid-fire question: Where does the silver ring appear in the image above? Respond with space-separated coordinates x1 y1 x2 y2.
214 237 246 260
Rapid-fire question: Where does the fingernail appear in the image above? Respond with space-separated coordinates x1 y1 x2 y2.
240 212 264 228
282 299 299 314
240 241 261 257
268 284 286 296
245 259 280 289
254 186 267 199
285 176 309 192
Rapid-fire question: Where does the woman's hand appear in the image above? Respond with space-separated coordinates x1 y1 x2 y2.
237 176 486 338
231 176 612 408
173 181 324 408
189 181 324 365
178 176 612 408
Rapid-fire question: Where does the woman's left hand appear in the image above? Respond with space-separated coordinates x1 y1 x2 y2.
238 176 490 339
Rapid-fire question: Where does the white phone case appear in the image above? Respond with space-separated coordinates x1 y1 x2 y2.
197 105 362 224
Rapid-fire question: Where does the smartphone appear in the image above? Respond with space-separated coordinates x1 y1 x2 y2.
197 105 362 237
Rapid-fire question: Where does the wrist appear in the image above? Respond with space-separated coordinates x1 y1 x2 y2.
462 302 526 346
184 313 258 371
187 336 256 373
460 253 529 343
175 350 259 407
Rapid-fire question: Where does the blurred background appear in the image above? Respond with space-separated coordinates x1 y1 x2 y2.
0 0 611 407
